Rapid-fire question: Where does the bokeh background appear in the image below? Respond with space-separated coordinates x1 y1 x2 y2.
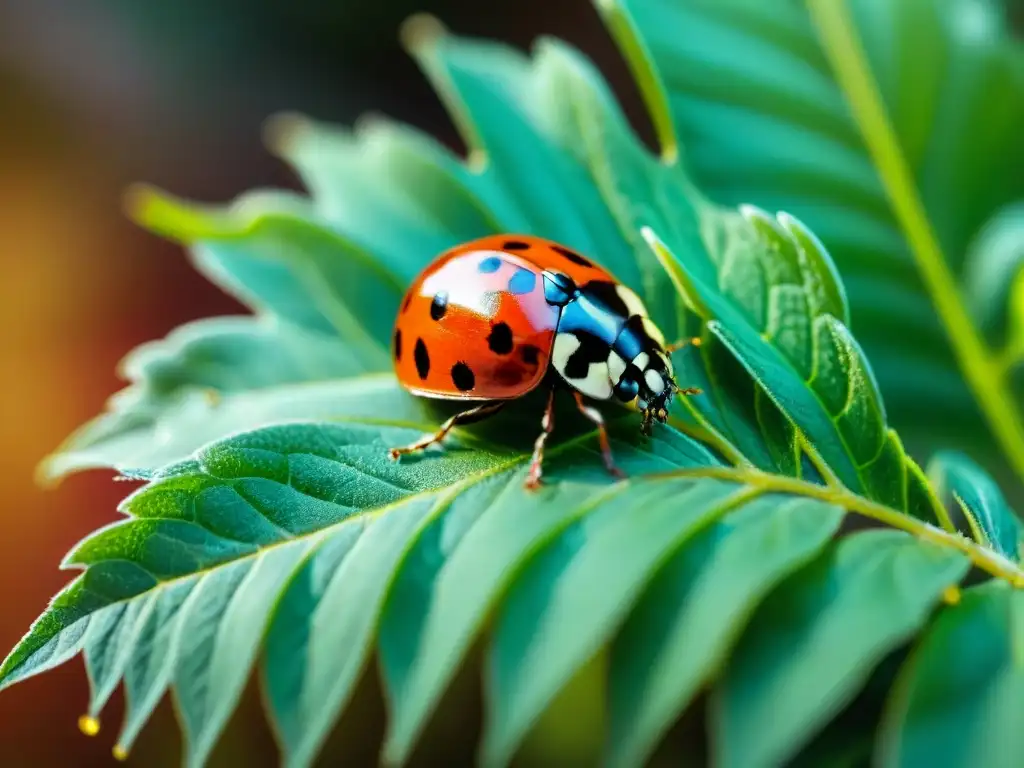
0 1 653 765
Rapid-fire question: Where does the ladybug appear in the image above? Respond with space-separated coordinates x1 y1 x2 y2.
388 234 701 488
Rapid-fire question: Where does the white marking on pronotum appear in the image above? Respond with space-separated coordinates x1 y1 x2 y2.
631 351 650 371
655 350 673 376
641 317 666 346
645 369 666 395
607 351 627 383
576 362 613 399
552 332 613 399
616 284 649 319
552 333 581 376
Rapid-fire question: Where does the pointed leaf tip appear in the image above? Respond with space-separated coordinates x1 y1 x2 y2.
123 184 214 243
737 203 774 227
122 183 166 227
263 112 312 158
928 451 1023 562
352 111 389 139
641 226 709 318
775 210 850 325
399 13 447 55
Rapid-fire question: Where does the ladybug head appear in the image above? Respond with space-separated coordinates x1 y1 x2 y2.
612 351 677 436
637 377 678 436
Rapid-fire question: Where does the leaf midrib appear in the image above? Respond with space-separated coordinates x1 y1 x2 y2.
652 463 1024 587
55 419 678 629
55 425 1023 678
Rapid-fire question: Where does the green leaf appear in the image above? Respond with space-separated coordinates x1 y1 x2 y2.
270 495 438 767
608 0 1024 484
928 450 1024 562
606 495 844 768
43 192 403 478
177 543 314 767
8 7 1024 768
8 409 1000 766
6 411 725 762
262 519 363 753
963 202 1024 348
119 578 197 753
41 318 366 479
3 422 512 752
878 581 1024 768
380 433 718 767
481 477 741 767
83 596 155 719
712 529 969 768
644 215 945 525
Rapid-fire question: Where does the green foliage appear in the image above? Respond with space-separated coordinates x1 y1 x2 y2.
928 450 1024 561
607 0 1024 485
879 580 1024 768
6 1 1024 767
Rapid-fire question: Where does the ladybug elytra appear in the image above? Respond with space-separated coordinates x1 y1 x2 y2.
389 234 701 488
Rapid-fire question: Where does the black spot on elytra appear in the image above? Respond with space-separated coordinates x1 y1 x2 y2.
430 291 449 321
414 338 430 380
451 362 475 391
488 322 514 355
503 240 530 250
553 245 594 268
479 256 502 273
564 330 611 380
393 329 402 361
508 268 537 295
520 344 541 366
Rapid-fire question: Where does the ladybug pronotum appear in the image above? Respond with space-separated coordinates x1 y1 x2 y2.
389 234 701 488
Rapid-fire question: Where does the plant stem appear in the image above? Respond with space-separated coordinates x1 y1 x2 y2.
656 464 1024 587
806 0 1024 486
594 0 679 163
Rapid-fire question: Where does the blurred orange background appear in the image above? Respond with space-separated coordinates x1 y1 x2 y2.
0 1 650 764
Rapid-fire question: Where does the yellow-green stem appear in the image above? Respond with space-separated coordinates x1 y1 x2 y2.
655 464 1024 587
594 0 679 163
807 0 1024 485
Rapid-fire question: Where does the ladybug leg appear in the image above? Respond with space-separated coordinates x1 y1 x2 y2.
525 387 557 490
572 392 626 481
664 336 702 354
388 401 505 461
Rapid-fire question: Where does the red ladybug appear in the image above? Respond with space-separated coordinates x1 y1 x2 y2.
389 234 700 488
